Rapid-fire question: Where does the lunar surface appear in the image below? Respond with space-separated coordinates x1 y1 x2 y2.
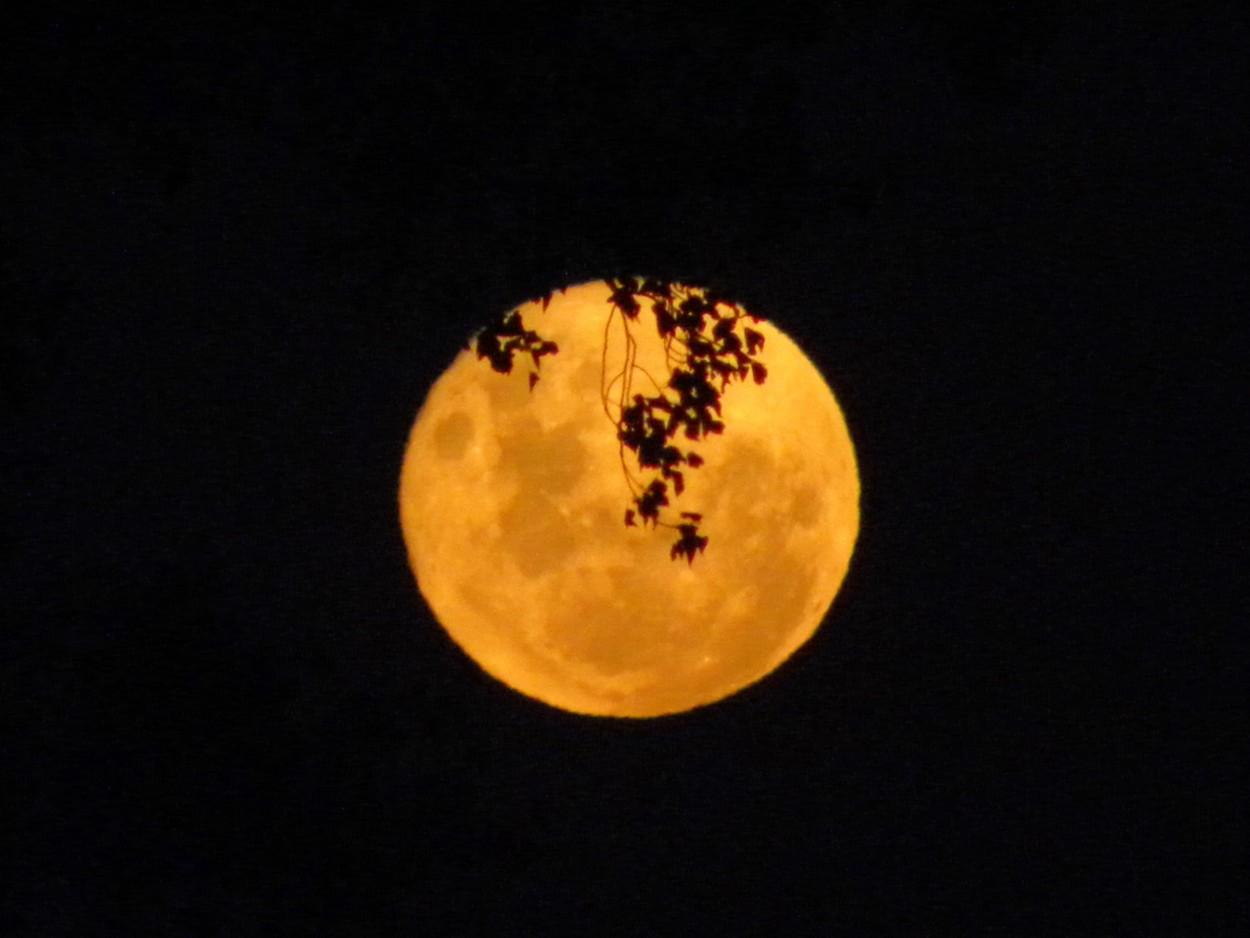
399 280 859 717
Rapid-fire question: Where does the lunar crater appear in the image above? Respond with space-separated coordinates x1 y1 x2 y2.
433 410 474 460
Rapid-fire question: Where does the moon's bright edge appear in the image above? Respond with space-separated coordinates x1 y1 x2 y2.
399 281 859 717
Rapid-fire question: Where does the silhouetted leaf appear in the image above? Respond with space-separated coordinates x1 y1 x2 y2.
636 479 669 522
679 295 707 315
670 524 708 565
608 280 641 318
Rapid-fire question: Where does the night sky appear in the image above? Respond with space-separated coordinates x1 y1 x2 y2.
6 5 1244 933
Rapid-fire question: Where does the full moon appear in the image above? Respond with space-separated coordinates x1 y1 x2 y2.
398 280 859 717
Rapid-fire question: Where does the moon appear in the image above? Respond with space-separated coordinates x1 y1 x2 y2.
398 280 859 717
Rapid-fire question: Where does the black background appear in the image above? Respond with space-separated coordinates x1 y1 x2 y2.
5 4 1245 933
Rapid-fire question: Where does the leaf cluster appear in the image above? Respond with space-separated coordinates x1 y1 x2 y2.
605 277 767 564
470 306 560 391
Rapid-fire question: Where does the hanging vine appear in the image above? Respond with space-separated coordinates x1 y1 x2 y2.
470 278 767 564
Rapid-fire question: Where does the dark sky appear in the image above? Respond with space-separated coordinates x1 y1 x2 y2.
5 5 1244 933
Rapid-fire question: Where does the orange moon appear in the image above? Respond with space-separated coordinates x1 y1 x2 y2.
398 280 859 717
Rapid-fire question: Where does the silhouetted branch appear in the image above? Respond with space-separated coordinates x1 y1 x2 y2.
601 278 767 562
471 279 767 563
